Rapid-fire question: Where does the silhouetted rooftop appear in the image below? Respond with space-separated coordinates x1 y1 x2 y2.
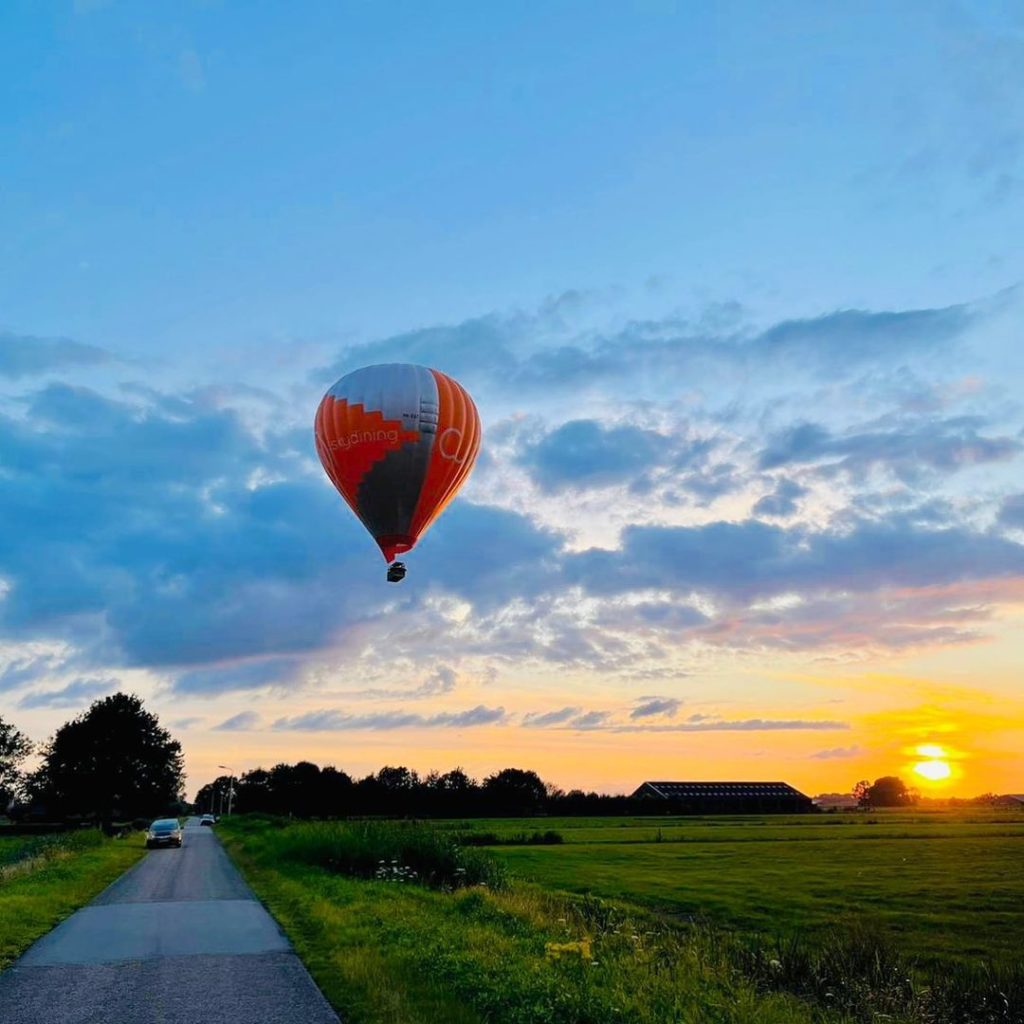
633 781 810 800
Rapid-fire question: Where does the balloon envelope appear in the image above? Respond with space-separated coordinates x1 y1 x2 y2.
315 363 481 562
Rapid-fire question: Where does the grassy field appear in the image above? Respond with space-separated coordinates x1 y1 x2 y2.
460 810 1024 968
0 828 146 970
219 816 840 1024
219 813 1024 1024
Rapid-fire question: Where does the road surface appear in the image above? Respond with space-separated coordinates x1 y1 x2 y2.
0 819 340 1024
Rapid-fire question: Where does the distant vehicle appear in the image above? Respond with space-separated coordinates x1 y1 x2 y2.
199 814 215 827
146 818 183 849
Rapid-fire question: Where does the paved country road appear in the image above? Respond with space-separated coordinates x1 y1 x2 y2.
0 819 340 1024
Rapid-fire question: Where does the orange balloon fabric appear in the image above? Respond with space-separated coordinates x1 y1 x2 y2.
315 364 481 562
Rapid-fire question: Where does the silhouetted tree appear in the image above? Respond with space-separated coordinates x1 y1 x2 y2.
865 776 915 808
194 774 235 816
483 768 548 816
371 765 420 815
376 765 419 791
200 763 355 818
853 779 872 808
274 761 325 817
232 768 271 813
30 693 184 823
318 766 354 816
0 714 32 808
424 766 480 816
435 767 474 794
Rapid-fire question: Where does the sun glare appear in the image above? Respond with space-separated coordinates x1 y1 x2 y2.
915 743 947 759
913 759 952 782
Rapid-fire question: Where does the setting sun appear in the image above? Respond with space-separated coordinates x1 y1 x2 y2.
913 760 953 782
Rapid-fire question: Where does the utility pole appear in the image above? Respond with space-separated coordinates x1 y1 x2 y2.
218 765 235 816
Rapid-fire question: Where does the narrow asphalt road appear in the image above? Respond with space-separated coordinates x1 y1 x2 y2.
0 819 340 1024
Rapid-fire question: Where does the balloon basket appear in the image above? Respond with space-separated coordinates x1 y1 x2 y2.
387 561 407 583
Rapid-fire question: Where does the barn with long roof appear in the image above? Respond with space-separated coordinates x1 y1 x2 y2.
631 781 814 814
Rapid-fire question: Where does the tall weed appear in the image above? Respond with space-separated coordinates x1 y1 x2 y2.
740 923 1024 1023
258 820 507 890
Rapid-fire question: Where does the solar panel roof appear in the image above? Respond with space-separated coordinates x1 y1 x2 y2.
640 781 807 798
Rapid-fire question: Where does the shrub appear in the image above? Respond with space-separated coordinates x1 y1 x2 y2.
263 820 507 890
456 831 502 846
531 830 564 845
456 829 563 846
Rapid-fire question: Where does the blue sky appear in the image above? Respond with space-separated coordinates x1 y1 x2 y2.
2 1 1023 796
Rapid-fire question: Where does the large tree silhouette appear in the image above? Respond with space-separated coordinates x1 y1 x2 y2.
0 714 32 808
863 775 916 808
31 693 184 821
483 768 548 815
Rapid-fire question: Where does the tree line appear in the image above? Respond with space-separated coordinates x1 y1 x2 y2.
195 762 645 819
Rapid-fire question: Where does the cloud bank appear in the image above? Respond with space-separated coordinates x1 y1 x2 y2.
0 288 1021 716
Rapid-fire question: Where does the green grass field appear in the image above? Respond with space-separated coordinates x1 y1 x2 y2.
468 810 1024 967
0 828 146 970
220 812 1024 1024
219 816 837 1024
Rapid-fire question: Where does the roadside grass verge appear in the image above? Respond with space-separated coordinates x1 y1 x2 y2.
0 829 145 970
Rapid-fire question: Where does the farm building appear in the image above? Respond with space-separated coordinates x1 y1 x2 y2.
994 794 1024 808
632 781 815 814
812 792 859 811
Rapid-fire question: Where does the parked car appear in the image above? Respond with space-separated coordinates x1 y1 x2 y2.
146 818 183 849
199 814 216 827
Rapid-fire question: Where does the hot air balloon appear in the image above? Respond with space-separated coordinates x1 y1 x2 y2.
314 363 481 580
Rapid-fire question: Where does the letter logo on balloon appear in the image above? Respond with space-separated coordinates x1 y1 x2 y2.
438 426 467 462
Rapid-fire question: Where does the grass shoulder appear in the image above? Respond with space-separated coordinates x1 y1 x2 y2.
0 829 146 971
